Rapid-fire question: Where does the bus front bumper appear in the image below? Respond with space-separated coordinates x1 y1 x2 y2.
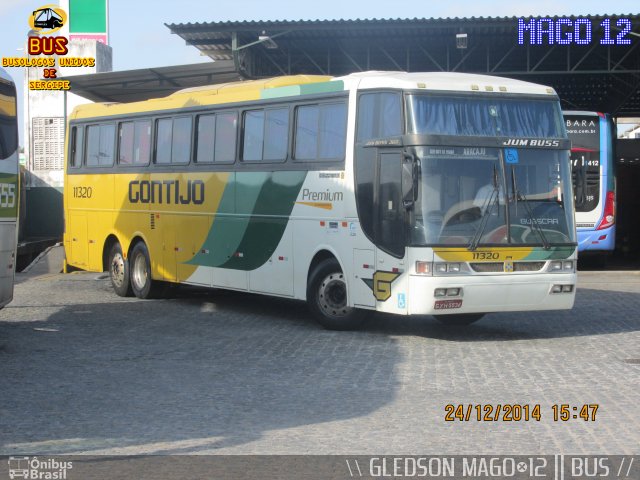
407 273 577 315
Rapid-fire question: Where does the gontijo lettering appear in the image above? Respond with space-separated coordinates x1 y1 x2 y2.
128 180 204 205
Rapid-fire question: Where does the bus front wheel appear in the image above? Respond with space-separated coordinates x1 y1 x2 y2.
307 258 366 330
433 313 485 326
108 242 132 297
129 242 160 299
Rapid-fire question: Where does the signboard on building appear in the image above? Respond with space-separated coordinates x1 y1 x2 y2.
68 0 108 44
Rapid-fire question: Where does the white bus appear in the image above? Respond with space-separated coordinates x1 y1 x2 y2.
0 67 19 309
64 71 577 329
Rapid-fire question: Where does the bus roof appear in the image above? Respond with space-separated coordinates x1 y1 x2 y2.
70 71 558 121
70 74 333 119
341 71 558 97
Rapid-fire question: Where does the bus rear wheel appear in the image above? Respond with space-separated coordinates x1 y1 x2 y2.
433 313 485 326
307 258 366 330
129 242 161 299
108 242 132 297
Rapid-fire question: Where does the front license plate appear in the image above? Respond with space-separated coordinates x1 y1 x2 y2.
434 299 463 310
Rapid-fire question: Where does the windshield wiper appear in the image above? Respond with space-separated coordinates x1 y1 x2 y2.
468 164 500 251
510 165 550 250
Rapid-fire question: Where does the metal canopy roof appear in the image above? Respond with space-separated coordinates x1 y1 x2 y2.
61 60 242 103
167 16 640 116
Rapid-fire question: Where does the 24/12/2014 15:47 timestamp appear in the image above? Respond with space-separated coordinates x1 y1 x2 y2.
444 404 599 422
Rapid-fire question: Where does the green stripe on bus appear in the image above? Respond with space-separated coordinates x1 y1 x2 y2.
187 171 307 270
260 81 345 100
524 246 575 260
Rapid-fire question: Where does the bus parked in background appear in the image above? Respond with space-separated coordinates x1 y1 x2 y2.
564 111 616 255
64 72 577 329
0 68 19 309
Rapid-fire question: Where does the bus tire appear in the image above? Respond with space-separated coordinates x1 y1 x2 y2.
307 258 366 330
433 313 485 326
129 242 160 299
108 242 132 297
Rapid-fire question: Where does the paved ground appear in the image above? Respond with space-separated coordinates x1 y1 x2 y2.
0 267 638 455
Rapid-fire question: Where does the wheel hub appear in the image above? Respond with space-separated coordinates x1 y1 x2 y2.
110 253 125 288
132 254 147 290
318 273 351 318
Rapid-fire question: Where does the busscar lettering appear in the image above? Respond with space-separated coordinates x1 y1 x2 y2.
128 180 204 205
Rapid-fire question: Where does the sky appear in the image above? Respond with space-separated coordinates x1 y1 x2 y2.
1 0 639 145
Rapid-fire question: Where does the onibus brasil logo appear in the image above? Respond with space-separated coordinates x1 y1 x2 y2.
8 457 73 479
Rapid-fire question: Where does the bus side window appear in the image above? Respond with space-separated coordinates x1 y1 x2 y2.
133 120 151 165
155 118 172 164
356 92 402 142
294 103 347 161
118 122 135 165
215 112 237 163
86 124 115 167
70 126 83 168
242 110 264 161
195 114 216 163
196 112 237 164
242 107 288 162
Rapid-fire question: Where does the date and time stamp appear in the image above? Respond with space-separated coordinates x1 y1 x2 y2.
445 404 599 422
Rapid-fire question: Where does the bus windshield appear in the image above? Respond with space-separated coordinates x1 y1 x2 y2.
407 94 566 138
405 94 575 247
410 147 576 247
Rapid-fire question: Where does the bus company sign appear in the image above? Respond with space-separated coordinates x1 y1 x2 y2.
128 180 205 205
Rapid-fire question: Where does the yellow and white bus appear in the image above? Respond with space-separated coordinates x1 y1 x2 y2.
64 72 577 329
0 68 19 309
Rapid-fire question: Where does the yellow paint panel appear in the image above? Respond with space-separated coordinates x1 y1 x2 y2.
434 247 534 262
66 171 230 282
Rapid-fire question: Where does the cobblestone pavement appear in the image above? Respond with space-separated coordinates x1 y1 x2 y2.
0 270 638 455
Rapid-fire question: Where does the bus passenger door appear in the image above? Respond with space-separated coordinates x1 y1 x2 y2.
373 151 408 314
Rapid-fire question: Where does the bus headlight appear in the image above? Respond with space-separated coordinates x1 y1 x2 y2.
435 263 448 274
549 261 562 271
548 260 574 273
433 262 470 275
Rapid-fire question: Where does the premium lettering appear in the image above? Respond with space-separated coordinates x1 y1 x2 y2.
301 188 343 202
